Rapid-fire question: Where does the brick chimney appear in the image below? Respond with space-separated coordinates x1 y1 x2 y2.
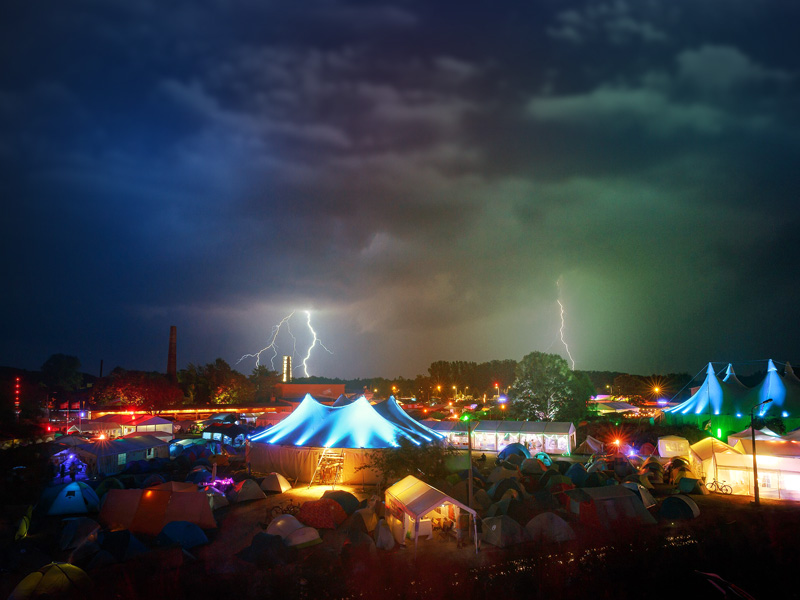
167 325 177 381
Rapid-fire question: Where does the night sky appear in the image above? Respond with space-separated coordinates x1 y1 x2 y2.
2 1 799 380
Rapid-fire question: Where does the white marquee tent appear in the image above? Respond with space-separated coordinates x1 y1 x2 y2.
384 475 478 554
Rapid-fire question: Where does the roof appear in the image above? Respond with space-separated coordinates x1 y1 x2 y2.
666 360 800 418
202 423 249 437
689 437 743 461
595 402 639 413
75 435 168 457
250 394 434 448
372 397 445 443
385 475 475 519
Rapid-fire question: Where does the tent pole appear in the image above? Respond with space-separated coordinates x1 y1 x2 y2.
474 514 478 554
414 518 419 559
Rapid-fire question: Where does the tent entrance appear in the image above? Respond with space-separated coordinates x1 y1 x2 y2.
308 448 345 489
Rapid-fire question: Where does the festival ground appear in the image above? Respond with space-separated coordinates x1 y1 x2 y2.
4 479 799 600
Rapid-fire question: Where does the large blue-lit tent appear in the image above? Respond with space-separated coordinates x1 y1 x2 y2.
248 394 444 484
663 360 800 435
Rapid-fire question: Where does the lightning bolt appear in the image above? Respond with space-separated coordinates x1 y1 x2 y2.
237 311 297 370
300 310 333 377
557 279 576 369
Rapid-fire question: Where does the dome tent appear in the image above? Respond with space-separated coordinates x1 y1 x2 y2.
8 562 91 599
261 472 292 494
40 482 100 516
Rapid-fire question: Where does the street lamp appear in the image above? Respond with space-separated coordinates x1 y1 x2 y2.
453 385 457 400
751 398 773 507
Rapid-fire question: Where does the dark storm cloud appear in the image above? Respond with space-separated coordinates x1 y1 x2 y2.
2 0 800 378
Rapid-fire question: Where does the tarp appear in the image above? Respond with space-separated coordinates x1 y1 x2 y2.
99 489 216 536
374 518 395 550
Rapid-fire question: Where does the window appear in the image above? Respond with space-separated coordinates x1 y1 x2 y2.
146 448 155 459
117 453 127 466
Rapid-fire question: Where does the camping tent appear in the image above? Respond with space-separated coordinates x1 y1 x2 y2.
99 488 216 536
41 482 100 516
621 482 656 508
8 562 92 599
565 486 656 529
157 521 209 549
384 475 478 554
267 514 305 539
525 512 575 544
228 479 267 503
482 515 525 548
657 436 690 458
575 435 605 455
659 495 700 520
261 472 292 494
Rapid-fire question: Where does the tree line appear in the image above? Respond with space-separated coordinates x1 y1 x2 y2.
14 352 692 421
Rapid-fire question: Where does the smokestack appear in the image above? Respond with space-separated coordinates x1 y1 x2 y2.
99 359 104 378
167 326 177 382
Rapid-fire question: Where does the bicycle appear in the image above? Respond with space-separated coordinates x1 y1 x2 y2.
705 478 733 495
261 498 302 528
